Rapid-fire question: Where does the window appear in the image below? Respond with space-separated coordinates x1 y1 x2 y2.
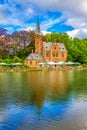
36 55 38 58
30 61 32 65
52 53 58 57
52 53 55 57
56 53 58 57
46 52 49 57
62 53 64 57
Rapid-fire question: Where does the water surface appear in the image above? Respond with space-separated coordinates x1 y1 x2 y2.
0 70 87 130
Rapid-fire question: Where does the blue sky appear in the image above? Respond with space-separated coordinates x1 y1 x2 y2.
0 0 87 38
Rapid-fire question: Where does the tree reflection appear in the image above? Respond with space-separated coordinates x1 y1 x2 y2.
0 70 87 114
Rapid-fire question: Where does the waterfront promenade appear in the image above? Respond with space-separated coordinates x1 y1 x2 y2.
0 66 86 72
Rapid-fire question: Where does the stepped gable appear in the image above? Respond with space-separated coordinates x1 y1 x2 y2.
43 42 67 52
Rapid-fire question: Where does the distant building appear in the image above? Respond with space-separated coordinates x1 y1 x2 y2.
25 22 67 67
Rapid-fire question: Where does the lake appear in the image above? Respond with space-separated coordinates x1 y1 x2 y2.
0 70 87 130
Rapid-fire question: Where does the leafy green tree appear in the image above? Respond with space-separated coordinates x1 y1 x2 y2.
13 56 23 63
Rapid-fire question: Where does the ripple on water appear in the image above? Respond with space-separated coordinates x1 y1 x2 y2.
0 71 87 130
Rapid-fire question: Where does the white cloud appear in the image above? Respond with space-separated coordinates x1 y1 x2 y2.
1 0 87 38
0 4 21 25
24 26 34 31
42 30 51 35
17 0 86 17
23 16 63 33
25 8 34 15
11 0 87 18
41 16 64 30
67 29 87 38
0 1 35 25
67 29 79 38
13 0 87 38
24 27 51 35
65 18 87 29
28 0 87 38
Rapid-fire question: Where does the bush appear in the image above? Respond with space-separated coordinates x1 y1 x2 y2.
82 64 87 67
13 56 23 63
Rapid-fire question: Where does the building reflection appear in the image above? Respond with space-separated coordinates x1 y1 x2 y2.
0 71 73 115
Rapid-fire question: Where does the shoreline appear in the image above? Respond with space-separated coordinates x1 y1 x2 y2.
0 66 87 72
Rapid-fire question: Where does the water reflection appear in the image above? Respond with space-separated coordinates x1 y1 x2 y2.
0 71 70 108
0 70 87 130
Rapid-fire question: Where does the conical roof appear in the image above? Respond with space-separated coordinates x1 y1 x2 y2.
36 21 41 35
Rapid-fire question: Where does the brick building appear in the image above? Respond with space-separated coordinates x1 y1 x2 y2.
25 22 67 67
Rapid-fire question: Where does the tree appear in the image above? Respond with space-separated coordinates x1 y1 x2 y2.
11 30 35 59
0 28 7 36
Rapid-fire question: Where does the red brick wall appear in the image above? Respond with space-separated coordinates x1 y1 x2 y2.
25 59 43 67
25 35 68 67
43 42 67 62
35 34 43 54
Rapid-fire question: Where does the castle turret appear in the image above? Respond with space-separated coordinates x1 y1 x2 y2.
35 21 43 54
